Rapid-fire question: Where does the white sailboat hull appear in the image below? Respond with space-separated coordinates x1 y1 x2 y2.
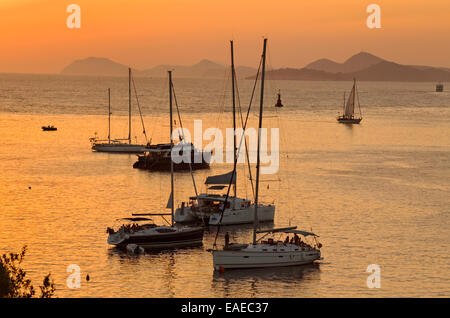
108 225 204 250
212 243 321 270
208 205 275 225
92 143 148 153
174 204 275 225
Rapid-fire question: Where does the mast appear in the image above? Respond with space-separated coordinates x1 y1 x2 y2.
169 71 174 226
253 38 267 245
128 67 132 144
352 78 356 117
108 88 111 144
356 79 362 119
230 40 237 197
343 92 346 116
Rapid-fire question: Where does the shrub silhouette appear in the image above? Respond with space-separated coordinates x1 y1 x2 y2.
0 246 55 298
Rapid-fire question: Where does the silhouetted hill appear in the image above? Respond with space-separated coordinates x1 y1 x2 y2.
60 57 139 76
61 58 256 78
304 58 343 73
141 59 256 78
348 61 450 82
305 52 386 73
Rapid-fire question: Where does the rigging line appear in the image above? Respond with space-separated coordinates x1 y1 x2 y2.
234 68 256 200
233 73 249 200
187 67 230 226
210 68 230 162
238 57 263 197
150 78 168 144
130 71 149 143
272 76 283 207
212 55 263 248
194 66 230 197
198 68 230 195
161 215 171 226
170 81 199 198
276 105 282 205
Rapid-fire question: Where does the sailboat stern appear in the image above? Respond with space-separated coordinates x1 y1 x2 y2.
212 243 321 270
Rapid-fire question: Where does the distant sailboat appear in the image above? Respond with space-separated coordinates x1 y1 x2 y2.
337 78 362 124
90 68 149 153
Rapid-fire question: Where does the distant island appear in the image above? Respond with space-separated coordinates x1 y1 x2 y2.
60 57 256 79
61 52 450 82
262 52 450 82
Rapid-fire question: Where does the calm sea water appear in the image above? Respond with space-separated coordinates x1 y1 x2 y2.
0 73 449 297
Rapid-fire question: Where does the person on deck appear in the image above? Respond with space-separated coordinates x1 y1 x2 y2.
294 234 300 245
225 232 230 248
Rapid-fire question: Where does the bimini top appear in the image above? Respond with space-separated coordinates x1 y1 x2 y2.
205 171 236 185
256 226 319 237
118 217 153 222
208 185 227 190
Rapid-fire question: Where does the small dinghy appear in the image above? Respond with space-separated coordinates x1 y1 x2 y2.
42 125 57 131
126 244 145 254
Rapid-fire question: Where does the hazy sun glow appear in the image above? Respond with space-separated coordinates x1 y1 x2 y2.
1 0 450 73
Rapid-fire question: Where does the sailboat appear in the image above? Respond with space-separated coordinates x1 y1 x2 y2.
132 73 211 171
106 71 204 250
90 68 150 153
173 40 275 225
337 78 362 124
211 39 322 270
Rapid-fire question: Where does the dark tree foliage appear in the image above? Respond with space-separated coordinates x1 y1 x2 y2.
0 246 55 298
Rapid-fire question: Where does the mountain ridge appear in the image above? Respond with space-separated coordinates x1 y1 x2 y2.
60 57 256 78
264 52 450 82
305 52 386 73
61 53 450 82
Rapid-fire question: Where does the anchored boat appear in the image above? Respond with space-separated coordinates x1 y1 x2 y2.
174 40 275 225
107 71 204 251
107 217 203 250
133 142 210 171
212 227 321 270
337 78 363 124
90 68 150 153
211 39 322 270
174 172 275 225
42 125 57 131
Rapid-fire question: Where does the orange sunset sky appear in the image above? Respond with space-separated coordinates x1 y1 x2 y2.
1 0 449 73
